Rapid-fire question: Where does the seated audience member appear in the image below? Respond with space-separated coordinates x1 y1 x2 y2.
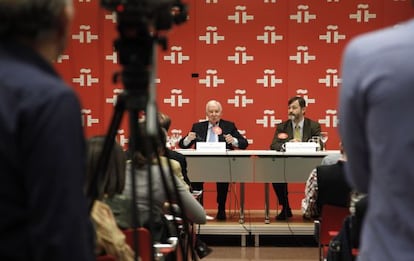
158 112 192 189
122 122 207 243
86 136 134 261
320 152 342 166
158 112 212 258
302 143 351 220
158 128 190 191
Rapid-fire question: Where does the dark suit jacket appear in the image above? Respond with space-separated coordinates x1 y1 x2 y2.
166 148 191 187
178 119 248 150
270 117 321 151
317 161 351 212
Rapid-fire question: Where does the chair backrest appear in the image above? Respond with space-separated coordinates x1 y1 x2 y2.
316 162 351 212
319 204 350 245
315 204 349 261
123 227 153 261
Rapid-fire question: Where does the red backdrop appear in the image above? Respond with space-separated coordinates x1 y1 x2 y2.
55 0 414 211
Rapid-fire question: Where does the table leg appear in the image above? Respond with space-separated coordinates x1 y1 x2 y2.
265 183 270 224
239 183 245 224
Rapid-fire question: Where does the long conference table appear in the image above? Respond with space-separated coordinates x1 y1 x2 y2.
176 149 340 224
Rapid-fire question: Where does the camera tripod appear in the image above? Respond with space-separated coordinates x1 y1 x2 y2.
86 1 195 260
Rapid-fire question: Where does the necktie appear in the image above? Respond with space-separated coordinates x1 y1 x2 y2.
208 126 216 142
294 125 301 140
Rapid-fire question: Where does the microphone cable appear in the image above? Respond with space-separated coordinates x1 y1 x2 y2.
226 150 252 235
281 154 313 247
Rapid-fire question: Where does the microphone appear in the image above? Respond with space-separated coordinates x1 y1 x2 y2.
288 114 295 121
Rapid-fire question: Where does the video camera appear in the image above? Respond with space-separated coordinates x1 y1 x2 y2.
101 0 188 30
101 0 187 66
100 0 187 102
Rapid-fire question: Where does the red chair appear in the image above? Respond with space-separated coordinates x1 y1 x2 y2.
96 254 117 261
123 227 180 261
314 204 350 261
123 228 153 261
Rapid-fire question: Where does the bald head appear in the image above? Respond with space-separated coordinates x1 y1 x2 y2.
205 100 222 113
205 100 223 124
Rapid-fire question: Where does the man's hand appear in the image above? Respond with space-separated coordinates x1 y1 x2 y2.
224 134 234 144
187 131 197 141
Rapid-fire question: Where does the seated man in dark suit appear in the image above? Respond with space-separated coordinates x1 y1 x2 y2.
158 112 192 189
178 100 249 220
302 143 351 220
270 96 322 220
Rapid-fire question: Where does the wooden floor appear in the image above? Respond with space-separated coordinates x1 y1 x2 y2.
198 209 315 247
201 246 319 261
193 209 319 260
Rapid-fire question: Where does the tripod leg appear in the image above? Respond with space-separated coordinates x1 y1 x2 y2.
86 92 127 209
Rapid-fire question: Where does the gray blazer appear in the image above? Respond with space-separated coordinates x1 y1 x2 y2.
340 18 414 261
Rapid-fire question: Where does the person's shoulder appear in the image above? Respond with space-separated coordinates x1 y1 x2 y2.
160 155 181 167
305 117 320 126
321 153 342 165
11 74 74 111
1 60 77 114
1 45 69 94
346 20 414 57
220 119 235 125
167 149 185 160
317 160 344 172
169 158 181 167
276 120 290 129
193 120 208 127
165 158 182 174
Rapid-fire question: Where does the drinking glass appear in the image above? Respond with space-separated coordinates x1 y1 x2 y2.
169 130 181 150
320 132 328 151
309 136 321 151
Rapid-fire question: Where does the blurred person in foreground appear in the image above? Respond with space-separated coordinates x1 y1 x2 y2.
339 4 414 260
270 96 321 220
178 100 249 220
0 0 94 260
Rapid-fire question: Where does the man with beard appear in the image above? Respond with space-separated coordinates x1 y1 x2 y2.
270 96 321 220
